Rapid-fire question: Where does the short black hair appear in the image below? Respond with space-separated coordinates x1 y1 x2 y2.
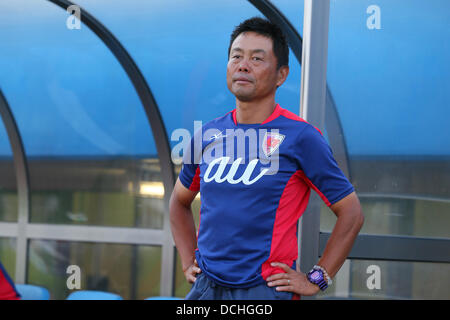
228 17 289 69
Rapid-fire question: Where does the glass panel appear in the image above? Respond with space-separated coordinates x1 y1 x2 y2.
317 259 450 300
174 251 191 298
323 0 450 238
27 239 161 300
135 245 162 299
0 115 17 222
0 237 16 279
320 197 450 238
0 0 163 228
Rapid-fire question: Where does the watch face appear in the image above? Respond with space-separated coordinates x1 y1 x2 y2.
311 271 321 281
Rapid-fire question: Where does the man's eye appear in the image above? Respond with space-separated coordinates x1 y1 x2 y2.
252 57 262 61
232 55 241 59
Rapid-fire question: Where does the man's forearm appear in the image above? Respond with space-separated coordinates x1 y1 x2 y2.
170 201 198 271
317 204 364 279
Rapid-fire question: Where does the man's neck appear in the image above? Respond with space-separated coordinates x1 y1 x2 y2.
235 97 277 124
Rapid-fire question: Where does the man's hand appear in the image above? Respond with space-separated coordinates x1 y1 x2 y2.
183 259 202 284
266 262 320 296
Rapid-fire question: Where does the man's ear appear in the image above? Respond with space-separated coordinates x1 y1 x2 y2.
276 65 289 88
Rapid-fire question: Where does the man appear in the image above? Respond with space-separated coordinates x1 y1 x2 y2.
170 17 364 300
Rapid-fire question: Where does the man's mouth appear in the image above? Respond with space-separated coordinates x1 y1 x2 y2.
234 77 253 84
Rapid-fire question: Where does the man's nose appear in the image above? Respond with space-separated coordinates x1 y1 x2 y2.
238 59 250 72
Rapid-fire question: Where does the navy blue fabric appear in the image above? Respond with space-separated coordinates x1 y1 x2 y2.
185 273 293 300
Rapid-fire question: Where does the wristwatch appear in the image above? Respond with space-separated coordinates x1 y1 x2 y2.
307 266 330 291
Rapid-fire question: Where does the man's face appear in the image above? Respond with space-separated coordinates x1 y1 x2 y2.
227 31 288 102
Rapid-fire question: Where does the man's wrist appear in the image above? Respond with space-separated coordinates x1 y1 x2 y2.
307 278 321 293
182 258 196 272
182 264 192 273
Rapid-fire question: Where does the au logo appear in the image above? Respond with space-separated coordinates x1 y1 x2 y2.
262 132 285 157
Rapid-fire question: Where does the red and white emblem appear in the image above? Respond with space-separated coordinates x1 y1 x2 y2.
262 132 285 157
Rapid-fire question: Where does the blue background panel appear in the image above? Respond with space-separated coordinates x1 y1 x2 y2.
327 0 450 156
0 0 449 157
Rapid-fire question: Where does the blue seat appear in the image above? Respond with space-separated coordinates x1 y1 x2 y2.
67 290 123 300
15 284 50 300
145 296 182 300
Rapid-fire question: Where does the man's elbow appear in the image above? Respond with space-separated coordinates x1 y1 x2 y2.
353 206 364 233
332 192 365 232
345 193 365 232
341 201 364 234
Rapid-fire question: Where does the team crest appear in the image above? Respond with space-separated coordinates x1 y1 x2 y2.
262 132 285 157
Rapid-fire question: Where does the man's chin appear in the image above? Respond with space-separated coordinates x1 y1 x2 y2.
232 90 254 102
235 95 253 102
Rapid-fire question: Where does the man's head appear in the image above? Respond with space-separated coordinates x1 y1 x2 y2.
227 17 289 102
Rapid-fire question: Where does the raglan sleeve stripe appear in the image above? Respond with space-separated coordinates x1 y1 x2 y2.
179 165 200 191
